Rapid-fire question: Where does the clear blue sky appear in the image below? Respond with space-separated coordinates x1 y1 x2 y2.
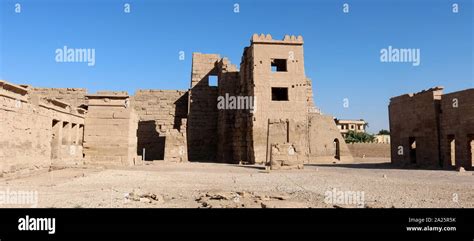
0 0 472 133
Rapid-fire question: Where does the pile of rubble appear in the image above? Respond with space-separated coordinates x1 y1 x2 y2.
195 191 307 208
125 189 165 204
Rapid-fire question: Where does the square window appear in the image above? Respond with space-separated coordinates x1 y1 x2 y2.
209 75 218 87
271 87 288 101
271 59 287 72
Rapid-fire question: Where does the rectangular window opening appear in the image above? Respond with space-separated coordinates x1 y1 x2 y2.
271 59 287 72
271 87 288 101
209 75 218 87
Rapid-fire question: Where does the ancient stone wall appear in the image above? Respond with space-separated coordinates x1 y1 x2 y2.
163 118 188 162
26 87 87 108
439 89 474 169
187 53 219 162
132 90 188 161
347 143 391 158
216 58 241 163
233 46 253 163
266 118 308 168
83 92 140 166
389 87 443 168
2 34 356 169
308 113 352 163
269 143 304 170
247 34 309 164
0 80 85 178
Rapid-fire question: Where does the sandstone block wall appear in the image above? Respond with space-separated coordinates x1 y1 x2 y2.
216 58 241 163
269 143 304 170
2 34 355 169
38 99 85 167
187 53 220 162
26 87 87 108
0 80 85 178
233 46 254 163
266 118 309 165
389 87 443 168
347 143 390 158
189 34 351 165
439 89 474 169
245 34 309 164
83 93 140 166
132 90 188 161
163 119 188 162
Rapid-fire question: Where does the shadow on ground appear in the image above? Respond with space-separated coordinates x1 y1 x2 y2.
306 162 452 171
233 164 267 171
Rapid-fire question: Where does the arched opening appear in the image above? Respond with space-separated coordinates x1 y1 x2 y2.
333 138 340 160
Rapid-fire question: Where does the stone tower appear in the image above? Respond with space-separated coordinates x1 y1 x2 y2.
241 34 309 164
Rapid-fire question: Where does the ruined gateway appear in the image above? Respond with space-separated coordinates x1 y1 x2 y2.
0 34 353 177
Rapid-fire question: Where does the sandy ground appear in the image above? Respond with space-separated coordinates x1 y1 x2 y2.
0 158 473 208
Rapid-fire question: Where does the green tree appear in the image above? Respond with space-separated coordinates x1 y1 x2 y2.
345 130 375 143
378 129 390 135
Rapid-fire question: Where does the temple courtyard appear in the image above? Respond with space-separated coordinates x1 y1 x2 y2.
0 158 473 208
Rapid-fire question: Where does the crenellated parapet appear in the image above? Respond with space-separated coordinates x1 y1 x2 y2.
250 33 304 45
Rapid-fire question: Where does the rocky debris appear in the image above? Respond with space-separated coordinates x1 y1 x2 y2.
261 200 308 208
195 191 298 208
269 143 304 170
126 189 164 204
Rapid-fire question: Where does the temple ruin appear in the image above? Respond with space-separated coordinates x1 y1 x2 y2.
389 87 474 170
0 34 352 177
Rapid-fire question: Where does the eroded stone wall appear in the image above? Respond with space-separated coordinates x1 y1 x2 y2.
83 93 140 166
187 53 219 162
389 87 443 168
216 58 241 163
308 113 352 163
26 87 87 108
2 34 357 169
245 34 310 164
439 89 474 169
132 90 188 161
0 81 85 178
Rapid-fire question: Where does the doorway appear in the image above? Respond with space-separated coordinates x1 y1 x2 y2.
468 135 474 167
333 138 340 160
409 137 417 164
448 135 456 167
51 120 60 159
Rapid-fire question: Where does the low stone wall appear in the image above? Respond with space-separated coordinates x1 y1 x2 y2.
84 93 140 166
348 143 390 158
